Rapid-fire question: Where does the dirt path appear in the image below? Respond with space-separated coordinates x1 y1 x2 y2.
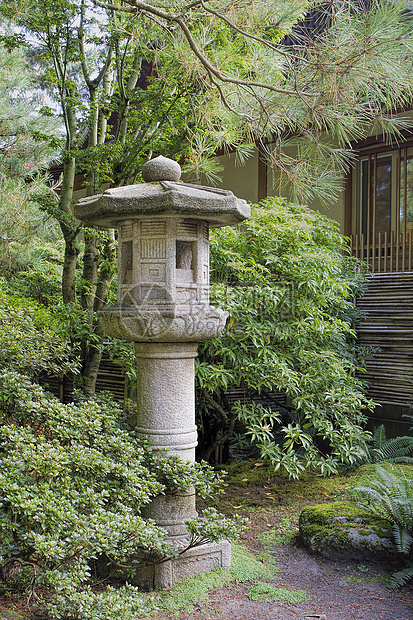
155 541 413 620
151 468 413 620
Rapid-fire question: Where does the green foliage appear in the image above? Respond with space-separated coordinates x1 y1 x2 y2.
3 0 413 201
3 0 413 392
0 41 61 178
185 507 247 548
0 39 64 299
0 373 245 617
0 174 63 278
48 584 156 620
0 280 77 377
144 453 225 500
246 582 310 603
197 197 372 476
361 425 413 465
355 465 413 588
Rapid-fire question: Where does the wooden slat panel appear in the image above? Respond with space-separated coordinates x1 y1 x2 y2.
356 272 413 408
39 354 126 403
350 231 413 274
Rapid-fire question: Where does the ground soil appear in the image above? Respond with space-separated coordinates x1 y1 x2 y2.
153 475 413 620
154 540 413 620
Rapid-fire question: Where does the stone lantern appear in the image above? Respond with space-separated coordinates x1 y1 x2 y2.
75 156 250 589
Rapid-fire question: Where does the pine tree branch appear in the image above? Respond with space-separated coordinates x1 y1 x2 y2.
91 0 315 98
199 0 308 64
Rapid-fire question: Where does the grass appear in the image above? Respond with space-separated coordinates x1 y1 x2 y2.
246 582 310 603
148 543 272 617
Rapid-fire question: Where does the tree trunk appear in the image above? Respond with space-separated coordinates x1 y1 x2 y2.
80 230 116 393
81 231 99 312
81 332 104 396
59 154 79 304
94 229 116 312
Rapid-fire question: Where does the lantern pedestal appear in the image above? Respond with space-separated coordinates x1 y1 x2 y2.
134 342 198 460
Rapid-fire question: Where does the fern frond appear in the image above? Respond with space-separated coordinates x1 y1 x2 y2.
379 436 413 462
392 456 413 464
355 465 413 529
355 465 413 589
389 563 413 589
393 525 413 555
373 424 387 450
365 425 413 464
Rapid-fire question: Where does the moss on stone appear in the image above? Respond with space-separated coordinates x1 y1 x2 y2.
299 501 395 560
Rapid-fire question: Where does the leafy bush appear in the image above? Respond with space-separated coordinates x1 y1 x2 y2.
0 372 245 618
0 280 77 377
197 197 372 476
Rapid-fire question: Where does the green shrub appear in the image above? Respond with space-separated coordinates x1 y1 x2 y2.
197 198 372 476
0 280 77 377
0 372 246 618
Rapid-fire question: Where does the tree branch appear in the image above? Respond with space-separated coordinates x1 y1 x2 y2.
78 0 93 89
174 15 313 97
201 388 228 425
91 0 315 98
199 0 308 64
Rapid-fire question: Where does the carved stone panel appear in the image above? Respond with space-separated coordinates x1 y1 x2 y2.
141 238 166 260
177 220 198 238
175 287 198 303
141 263 166 283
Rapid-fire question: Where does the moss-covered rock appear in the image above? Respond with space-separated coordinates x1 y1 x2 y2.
299 501 396 563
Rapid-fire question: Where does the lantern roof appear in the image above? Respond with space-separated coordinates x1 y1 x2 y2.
74 156 250 229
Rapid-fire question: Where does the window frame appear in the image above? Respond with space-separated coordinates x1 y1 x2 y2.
353 138 413 240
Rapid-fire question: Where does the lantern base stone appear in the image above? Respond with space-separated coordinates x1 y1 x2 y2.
130 540 231 590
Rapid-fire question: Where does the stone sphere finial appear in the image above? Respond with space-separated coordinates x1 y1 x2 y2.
142 155 181 182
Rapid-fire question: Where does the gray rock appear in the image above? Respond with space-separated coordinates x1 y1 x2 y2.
299 501 397 563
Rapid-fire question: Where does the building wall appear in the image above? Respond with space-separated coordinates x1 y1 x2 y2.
266 168 345 231
201 150 260 204
209 146 345 231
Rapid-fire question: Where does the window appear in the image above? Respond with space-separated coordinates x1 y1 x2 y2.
352 141 413 272
357 145 413 240
400 147 413 233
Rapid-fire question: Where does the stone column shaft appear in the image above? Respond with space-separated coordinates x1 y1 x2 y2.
134 342 198 462
134 341 198 542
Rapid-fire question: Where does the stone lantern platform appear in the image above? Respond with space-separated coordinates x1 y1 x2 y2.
75 156 250 589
